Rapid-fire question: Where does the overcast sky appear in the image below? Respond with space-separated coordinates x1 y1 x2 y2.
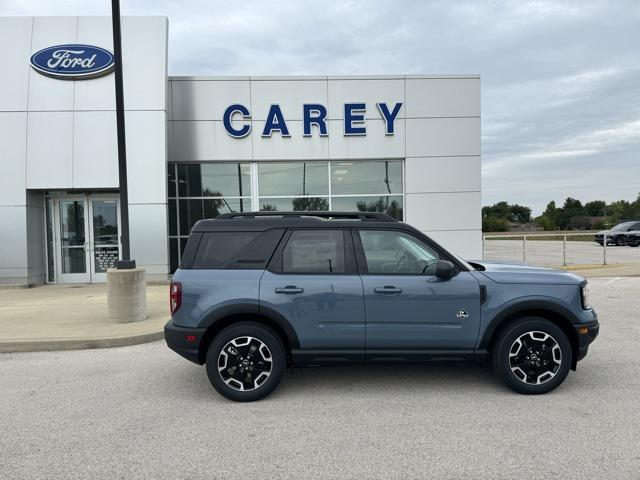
3 0 639 215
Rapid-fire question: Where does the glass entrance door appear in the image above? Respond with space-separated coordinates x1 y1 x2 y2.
89 198 120 282
55 198 91 283
52 195 121 283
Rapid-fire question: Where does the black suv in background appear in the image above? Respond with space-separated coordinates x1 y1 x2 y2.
594 221 640 246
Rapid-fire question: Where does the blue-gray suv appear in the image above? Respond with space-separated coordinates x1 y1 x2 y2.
165 212 599 401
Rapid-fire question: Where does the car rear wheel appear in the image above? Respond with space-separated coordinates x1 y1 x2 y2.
491 317 572 394
206 322 286 402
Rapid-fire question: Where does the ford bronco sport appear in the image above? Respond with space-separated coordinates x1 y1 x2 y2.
165 212 599 402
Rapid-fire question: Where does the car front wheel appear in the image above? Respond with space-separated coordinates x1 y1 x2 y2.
492 317 572 394
206 322 286 402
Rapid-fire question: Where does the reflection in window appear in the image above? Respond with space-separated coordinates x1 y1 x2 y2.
260 197 329 212
331 161 402 195
258 162 328 196
331 196 403 220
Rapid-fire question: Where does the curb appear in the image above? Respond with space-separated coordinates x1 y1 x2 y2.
0 329 164 353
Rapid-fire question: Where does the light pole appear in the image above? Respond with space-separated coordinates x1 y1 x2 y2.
111 0 135 269
106 0 146 324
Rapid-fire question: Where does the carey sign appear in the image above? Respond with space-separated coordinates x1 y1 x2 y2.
30 44 114 80
224 102 404 138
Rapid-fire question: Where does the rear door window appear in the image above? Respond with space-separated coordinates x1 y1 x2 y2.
282 230 345 273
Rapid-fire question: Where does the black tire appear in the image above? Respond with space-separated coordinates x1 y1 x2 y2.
491 317 572 395
206 322 286 402
630 244 639 248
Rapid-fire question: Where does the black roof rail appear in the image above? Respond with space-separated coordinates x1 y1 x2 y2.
216 211 398 222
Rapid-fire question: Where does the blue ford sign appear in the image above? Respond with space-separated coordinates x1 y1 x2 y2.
30 44 114 80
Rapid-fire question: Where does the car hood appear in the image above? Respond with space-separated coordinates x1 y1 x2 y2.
467 260 584 285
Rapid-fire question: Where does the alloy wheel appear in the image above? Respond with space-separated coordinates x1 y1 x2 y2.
508 330 562 385
218 336 273 391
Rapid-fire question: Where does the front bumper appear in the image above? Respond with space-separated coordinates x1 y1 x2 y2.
575 318 599 362
164 319 206 364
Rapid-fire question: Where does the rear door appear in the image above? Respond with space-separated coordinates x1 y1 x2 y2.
259 229 365 359
354 229 481 356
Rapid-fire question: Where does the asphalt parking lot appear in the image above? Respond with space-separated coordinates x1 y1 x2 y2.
1 277 639 479
484 239 639 267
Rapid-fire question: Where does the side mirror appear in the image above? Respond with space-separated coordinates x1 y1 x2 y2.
435 260 456 279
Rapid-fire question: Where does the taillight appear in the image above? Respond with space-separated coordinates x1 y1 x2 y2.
170 281 182 315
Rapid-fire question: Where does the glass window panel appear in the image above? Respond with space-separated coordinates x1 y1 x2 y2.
203 198 249 218
62 247 86 274
168 199 177 236
201 163 251 197
168 163 176 197
259 197 329 212
258 162 328 196
282 230 345 273
331 195 403 220
359 230 439 274
169 238 179 274
92 200 118 246
59 201 85 246
45 199 54 282
178 199 204 235
331 161 402 195
177 163 202 197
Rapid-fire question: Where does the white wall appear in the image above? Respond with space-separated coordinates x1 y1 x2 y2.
0 16 169 284
168 75 481 258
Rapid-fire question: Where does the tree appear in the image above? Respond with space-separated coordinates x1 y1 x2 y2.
482 216 510 232
584 200 606 217
482 202 531 224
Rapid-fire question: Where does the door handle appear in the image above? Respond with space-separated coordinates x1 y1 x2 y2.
374 286 403 294
275 286 304 294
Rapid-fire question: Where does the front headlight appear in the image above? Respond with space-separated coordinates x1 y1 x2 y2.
581 283 591 310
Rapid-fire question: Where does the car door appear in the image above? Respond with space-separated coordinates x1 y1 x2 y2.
259 229 365 361
354 229 481 357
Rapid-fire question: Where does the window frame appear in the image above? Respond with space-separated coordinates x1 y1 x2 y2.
267 228 358 275
167 160 406 272
352 227 461 276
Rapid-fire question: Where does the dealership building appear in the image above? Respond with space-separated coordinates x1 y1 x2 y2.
0 15 481 285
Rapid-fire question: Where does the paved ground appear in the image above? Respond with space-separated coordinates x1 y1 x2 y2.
484 239 640 270
0 284 168 352
1 277 639 479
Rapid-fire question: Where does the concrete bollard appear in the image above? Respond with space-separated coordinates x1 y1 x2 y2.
107 267 148 323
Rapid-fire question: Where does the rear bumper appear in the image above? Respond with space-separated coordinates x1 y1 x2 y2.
575 318 599 362
164 319 206 364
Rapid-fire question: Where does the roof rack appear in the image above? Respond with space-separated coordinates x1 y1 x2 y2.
217 211 398 222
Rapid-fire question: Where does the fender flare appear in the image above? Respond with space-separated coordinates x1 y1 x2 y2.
479 298 580 350
198 302 300 349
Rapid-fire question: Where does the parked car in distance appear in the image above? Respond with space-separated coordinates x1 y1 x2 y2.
594 221 640 246
165 211 599 402
622 230 640 247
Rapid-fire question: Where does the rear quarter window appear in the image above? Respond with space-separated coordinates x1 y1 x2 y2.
191 229 284 269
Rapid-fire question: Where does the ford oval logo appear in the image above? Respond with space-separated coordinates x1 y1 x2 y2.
30 44 114 80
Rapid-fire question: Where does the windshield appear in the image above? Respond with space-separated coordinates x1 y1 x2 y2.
612 222 633 231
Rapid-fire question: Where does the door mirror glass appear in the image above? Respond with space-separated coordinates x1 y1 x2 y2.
435 260 456 279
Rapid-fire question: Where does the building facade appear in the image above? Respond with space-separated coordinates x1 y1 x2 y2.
0 16 481 286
